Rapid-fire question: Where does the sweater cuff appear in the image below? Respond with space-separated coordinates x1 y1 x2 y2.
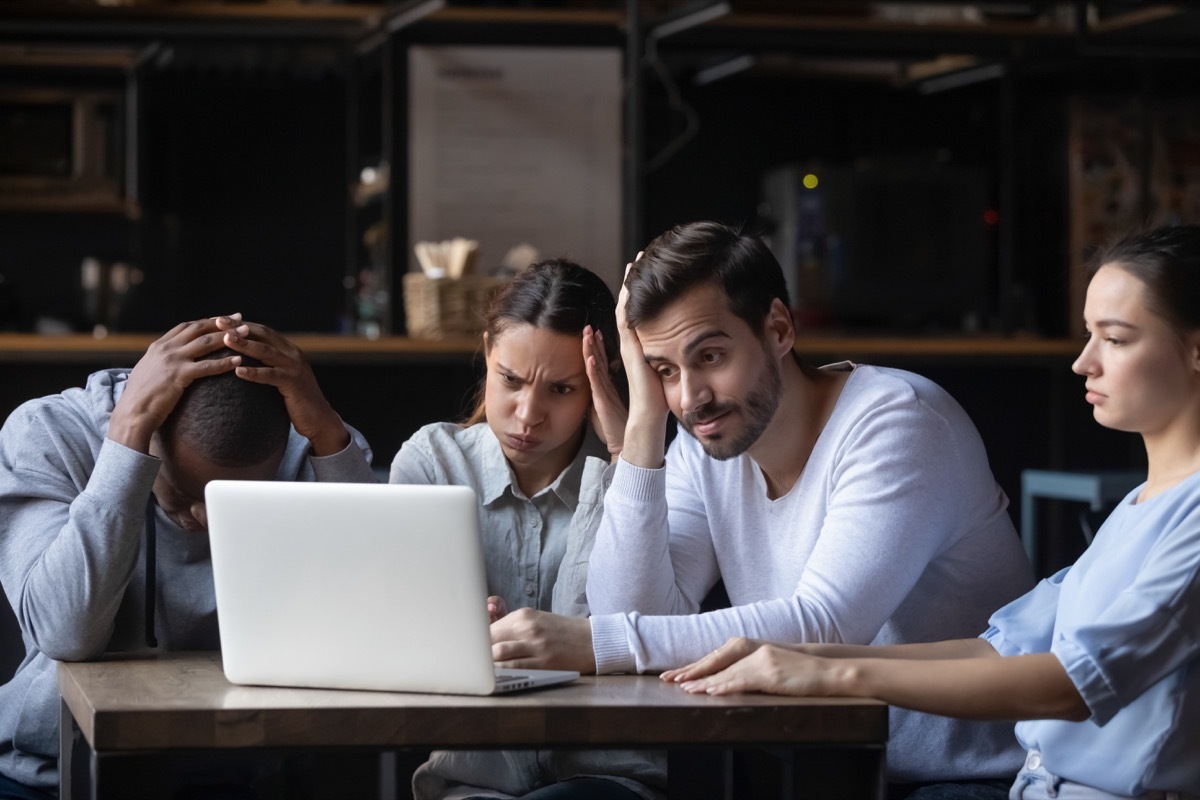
309 435 376 483
591 613 637 674
92 438 161 511
610 457 667 504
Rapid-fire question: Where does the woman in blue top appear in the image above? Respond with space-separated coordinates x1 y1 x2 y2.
662 224 1200 800
390 259 664 800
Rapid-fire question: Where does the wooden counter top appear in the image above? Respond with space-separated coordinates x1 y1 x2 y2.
0 332 1081 364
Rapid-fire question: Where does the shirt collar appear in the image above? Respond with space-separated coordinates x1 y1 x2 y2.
477 425 607 512
478 429 514 506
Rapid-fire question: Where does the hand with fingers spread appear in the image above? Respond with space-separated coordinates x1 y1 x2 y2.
490 608 596 674
616 255 672 468
583 324 627 459
107 317 241 454
214 315 350 456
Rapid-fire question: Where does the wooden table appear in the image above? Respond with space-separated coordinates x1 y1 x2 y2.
58 652 888 800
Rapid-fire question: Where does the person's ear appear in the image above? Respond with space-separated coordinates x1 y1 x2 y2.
1189 329 1200 373
763 298 796 360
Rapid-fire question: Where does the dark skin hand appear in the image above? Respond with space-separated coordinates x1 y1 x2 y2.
107 317 239 455
214 315 350 456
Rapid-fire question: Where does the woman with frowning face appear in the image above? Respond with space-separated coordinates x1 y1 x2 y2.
482 321 597 499
390 259 664 800
663 225 1200 800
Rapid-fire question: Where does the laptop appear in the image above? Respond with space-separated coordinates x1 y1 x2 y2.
204 480 579 695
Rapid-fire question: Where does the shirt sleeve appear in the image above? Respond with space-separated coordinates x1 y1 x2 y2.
388 430 441 485
309 423 376 483
0 405 159 662
1053 509 1200 725
982 570 1066 656
587 441 721 616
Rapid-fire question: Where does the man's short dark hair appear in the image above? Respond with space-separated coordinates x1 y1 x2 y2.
624 221 790 335
159 348 289 467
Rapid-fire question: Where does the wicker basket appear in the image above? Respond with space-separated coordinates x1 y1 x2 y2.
402 272 507 340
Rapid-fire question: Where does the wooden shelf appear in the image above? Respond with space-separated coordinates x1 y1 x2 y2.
0 332 1080 365
0 2 626 39
428 7 624 28
0 333 479 364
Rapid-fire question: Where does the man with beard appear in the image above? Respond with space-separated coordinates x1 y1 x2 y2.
490 222 1037 798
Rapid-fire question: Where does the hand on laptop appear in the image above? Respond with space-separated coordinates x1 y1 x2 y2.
491 609 596 674
487 595 508 623
215 315 350 457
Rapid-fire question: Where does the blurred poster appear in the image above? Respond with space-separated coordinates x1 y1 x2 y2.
409 46 622 290
1068 95 1200 334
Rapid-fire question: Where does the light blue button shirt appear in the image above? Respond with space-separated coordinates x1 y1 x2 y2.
388 421 665 800
984 470 1200 796
389 421 612 617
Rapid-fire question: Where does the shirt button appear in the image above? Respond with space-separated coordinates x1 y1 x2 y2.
524 584 535 596
1026 752 1042 770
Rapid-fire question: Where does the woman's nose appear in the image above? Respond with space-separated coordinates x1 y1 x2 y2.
1072 340 1097 376
515 391 544 425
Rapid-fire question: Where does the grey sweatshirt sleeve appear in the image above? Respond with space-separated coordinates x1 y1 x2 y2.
587 444 723 674
0 410 160 662
587 452 718 618
308 423 376 483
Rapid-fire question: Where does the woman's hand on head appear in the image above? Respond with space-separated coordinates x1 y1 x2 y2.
583 324 628 459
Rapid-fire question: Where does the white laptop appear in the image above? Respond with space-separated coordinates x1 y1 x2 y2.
204 480 579 695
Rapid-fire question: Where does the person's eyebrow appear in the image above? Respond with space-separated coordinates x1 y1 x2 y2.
496 363 586 383
643 329 732 364
681 329 732 358
1091 318 1138 330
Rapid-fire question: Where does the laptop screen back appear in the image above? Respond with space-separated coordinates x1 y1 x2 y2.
205 480 500 694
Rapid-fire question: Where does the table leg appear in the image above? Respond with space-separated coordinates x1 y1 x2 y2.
58 698 79 800
378 751 398 800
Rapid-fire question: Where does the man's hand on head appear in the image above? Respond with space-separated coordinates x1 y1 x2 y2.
107 317 239 454
490 608 597 674
214 316 350 457
617 256 671 468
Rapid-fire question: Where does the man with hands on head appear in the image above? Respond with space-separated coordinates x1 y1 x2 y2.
491 222 1036 798
0 314 373 799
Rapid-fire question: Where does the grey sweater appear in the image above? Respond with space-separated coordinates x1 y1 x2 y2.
0 369 375 790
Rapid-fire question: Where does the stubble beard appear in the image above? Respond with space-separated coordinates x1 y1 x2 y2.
683 353 783 461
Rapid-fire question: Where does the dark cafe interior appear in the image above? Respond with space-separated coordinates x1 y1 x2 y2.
0 0 1197 797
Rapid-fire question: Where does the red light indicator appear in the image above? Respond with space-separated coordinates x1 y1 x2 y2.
983 208 1000 226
